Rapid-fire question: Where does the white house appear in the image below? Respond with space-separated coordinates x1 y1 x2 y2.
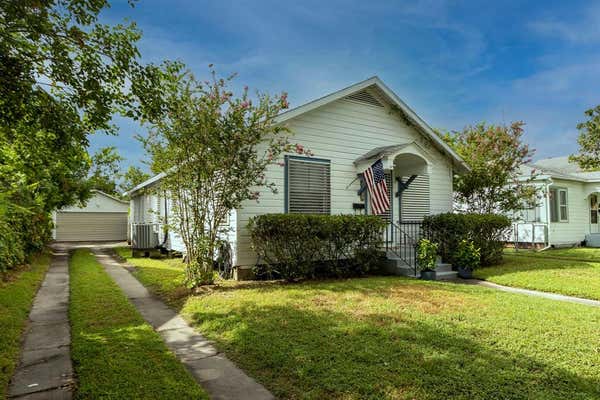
52 190 129 242
127 77 468 274
513 156 600 247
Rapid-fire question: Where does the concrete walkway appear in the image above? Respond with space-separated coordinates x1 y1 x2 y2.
8 247 74 400
463 279 600 307
92 248 274 400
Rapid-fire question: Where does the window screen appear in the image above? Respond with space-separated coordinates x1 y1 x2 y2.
287 158 331 214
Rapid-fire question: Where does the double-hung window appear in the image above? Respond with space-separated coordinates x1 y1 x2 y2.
549 188 568 222
286 156 331 214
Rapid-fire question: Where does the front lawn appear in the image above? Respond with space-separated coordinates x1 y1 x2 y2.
118 247 600 400
0 251 51 398
69 249 207 399
474 250 600 300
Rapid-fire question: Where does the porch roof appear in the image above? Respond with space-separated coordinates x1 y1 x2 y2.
353 144 411 165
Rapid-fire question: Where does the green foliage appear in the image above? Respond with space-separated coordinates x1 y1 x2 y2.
453 239 480 270
87 146 124 195
248 214 386 281
140 67 306 287
69 249 207 399
440 122 539 214
119 166 151 195
0 0 162 268
416 238 438 272
570 106 600 170
423 213 511 266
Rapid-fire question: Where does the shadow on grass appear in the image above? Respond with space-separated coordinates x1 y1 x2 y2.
186 301 600 400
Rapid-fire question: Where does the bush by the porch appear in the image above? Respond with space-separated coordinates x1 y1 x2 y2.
423 213 510 266
248 214 386 281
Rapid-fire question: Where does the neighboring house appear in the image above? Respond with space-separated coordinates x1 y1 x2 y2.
513 156 600 247
52 190 129 242
127 76 468 274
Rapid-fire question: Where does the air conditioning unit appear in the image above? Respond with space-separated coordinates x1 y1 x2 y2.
132 224 159 249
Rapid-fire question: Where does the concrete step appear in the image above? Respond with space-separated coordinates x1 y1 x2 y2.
436 271 458 280
384 257 455 280
435 263 453 272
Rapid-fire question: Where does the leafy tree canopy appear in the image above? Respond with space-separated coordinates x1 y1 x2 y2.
119 165 151 195
87 146 124 196
570 106 600 170
0 0 161 267
441 122 539 215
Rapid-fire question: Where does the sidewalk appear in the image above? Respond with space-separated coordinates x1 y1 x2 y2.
8 247 74 400
462 279 600 307
92 248 274 400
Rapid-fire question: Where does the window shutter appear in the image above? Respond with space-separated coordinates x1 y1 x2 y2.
401 175 430 221
288 158 331 214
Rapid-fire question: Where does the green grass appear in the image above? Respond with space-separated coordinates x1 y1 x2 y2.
69 249 207 399
120 248 600 400
0 251 51 398
474 249 600 300
505 247 600 262
115 247 191 308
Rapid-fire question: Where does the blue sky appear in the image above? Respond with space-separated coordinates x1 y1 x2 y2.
92 0 600 171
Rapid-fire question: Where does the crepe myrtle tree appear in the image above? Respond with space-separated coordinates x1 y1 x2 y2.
141 66 310 286
440 122 540 214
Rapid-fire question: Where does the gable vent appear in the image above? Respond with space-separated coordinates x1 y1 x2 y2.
345 90 384 107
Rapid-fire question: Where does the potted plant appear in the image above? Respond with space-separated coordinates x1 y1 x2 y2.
453 239 480 279
416 238 438 280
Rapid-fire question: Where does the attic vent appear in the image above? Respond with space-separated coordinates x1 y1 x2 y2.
345 90 384 107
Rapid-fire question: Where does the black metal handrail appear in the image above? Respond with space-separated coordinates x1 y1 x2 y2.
384 220 425 276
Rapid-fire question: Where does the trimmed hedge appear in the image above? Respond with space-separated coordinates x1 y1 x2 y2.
248 214 386 281
423 213 510 266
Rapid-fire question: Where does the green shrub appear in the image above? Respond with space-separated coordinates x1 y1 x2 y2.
0 210 52 273
423 213 510 266
416 239 438 272
248 214 386 281
453 239 480 270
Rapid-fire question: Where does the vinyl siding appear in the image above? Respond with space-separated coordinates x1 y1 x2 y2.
235 95 454 266
546 179 594 244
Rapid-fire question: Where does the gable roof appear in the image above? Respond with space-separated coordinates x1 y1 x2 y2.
91 189 129 204
275 76 469 173
523 156 600 182
128 77 470 196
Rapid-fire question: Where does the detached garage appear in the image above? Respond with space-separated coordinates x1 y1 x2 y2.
52 190 129 242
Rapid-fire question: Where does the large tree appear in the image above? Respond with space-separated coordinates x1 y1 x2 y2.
88 146 124 195
441 122 539 214
141 67 309 286
119 166 151 195
0 0 159 268
570 106 600 170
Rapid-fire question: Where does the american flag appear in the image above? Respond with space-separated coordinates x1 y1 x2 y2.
364 159 390 215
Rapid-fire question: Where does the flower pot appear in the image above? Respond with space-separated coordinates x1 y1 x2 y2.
420 270 436 281
457 267 473 279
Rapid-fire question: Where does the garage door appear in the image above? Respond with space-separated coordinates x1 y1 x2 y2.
55 212 128 241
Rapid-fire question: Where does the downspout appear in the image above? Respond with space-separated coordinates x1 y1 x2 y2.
160 190 169 249
539 178 553 251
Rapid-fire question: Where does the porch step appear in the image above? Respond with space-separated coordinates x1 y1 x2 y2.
384 258 456 280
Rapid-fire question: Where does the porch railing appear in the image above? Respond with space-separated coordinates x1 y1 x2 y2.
384 220 425 276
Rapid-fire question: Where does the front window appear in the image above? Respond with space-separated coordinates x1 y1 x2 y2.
286 157 331 214
550 188 568 222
